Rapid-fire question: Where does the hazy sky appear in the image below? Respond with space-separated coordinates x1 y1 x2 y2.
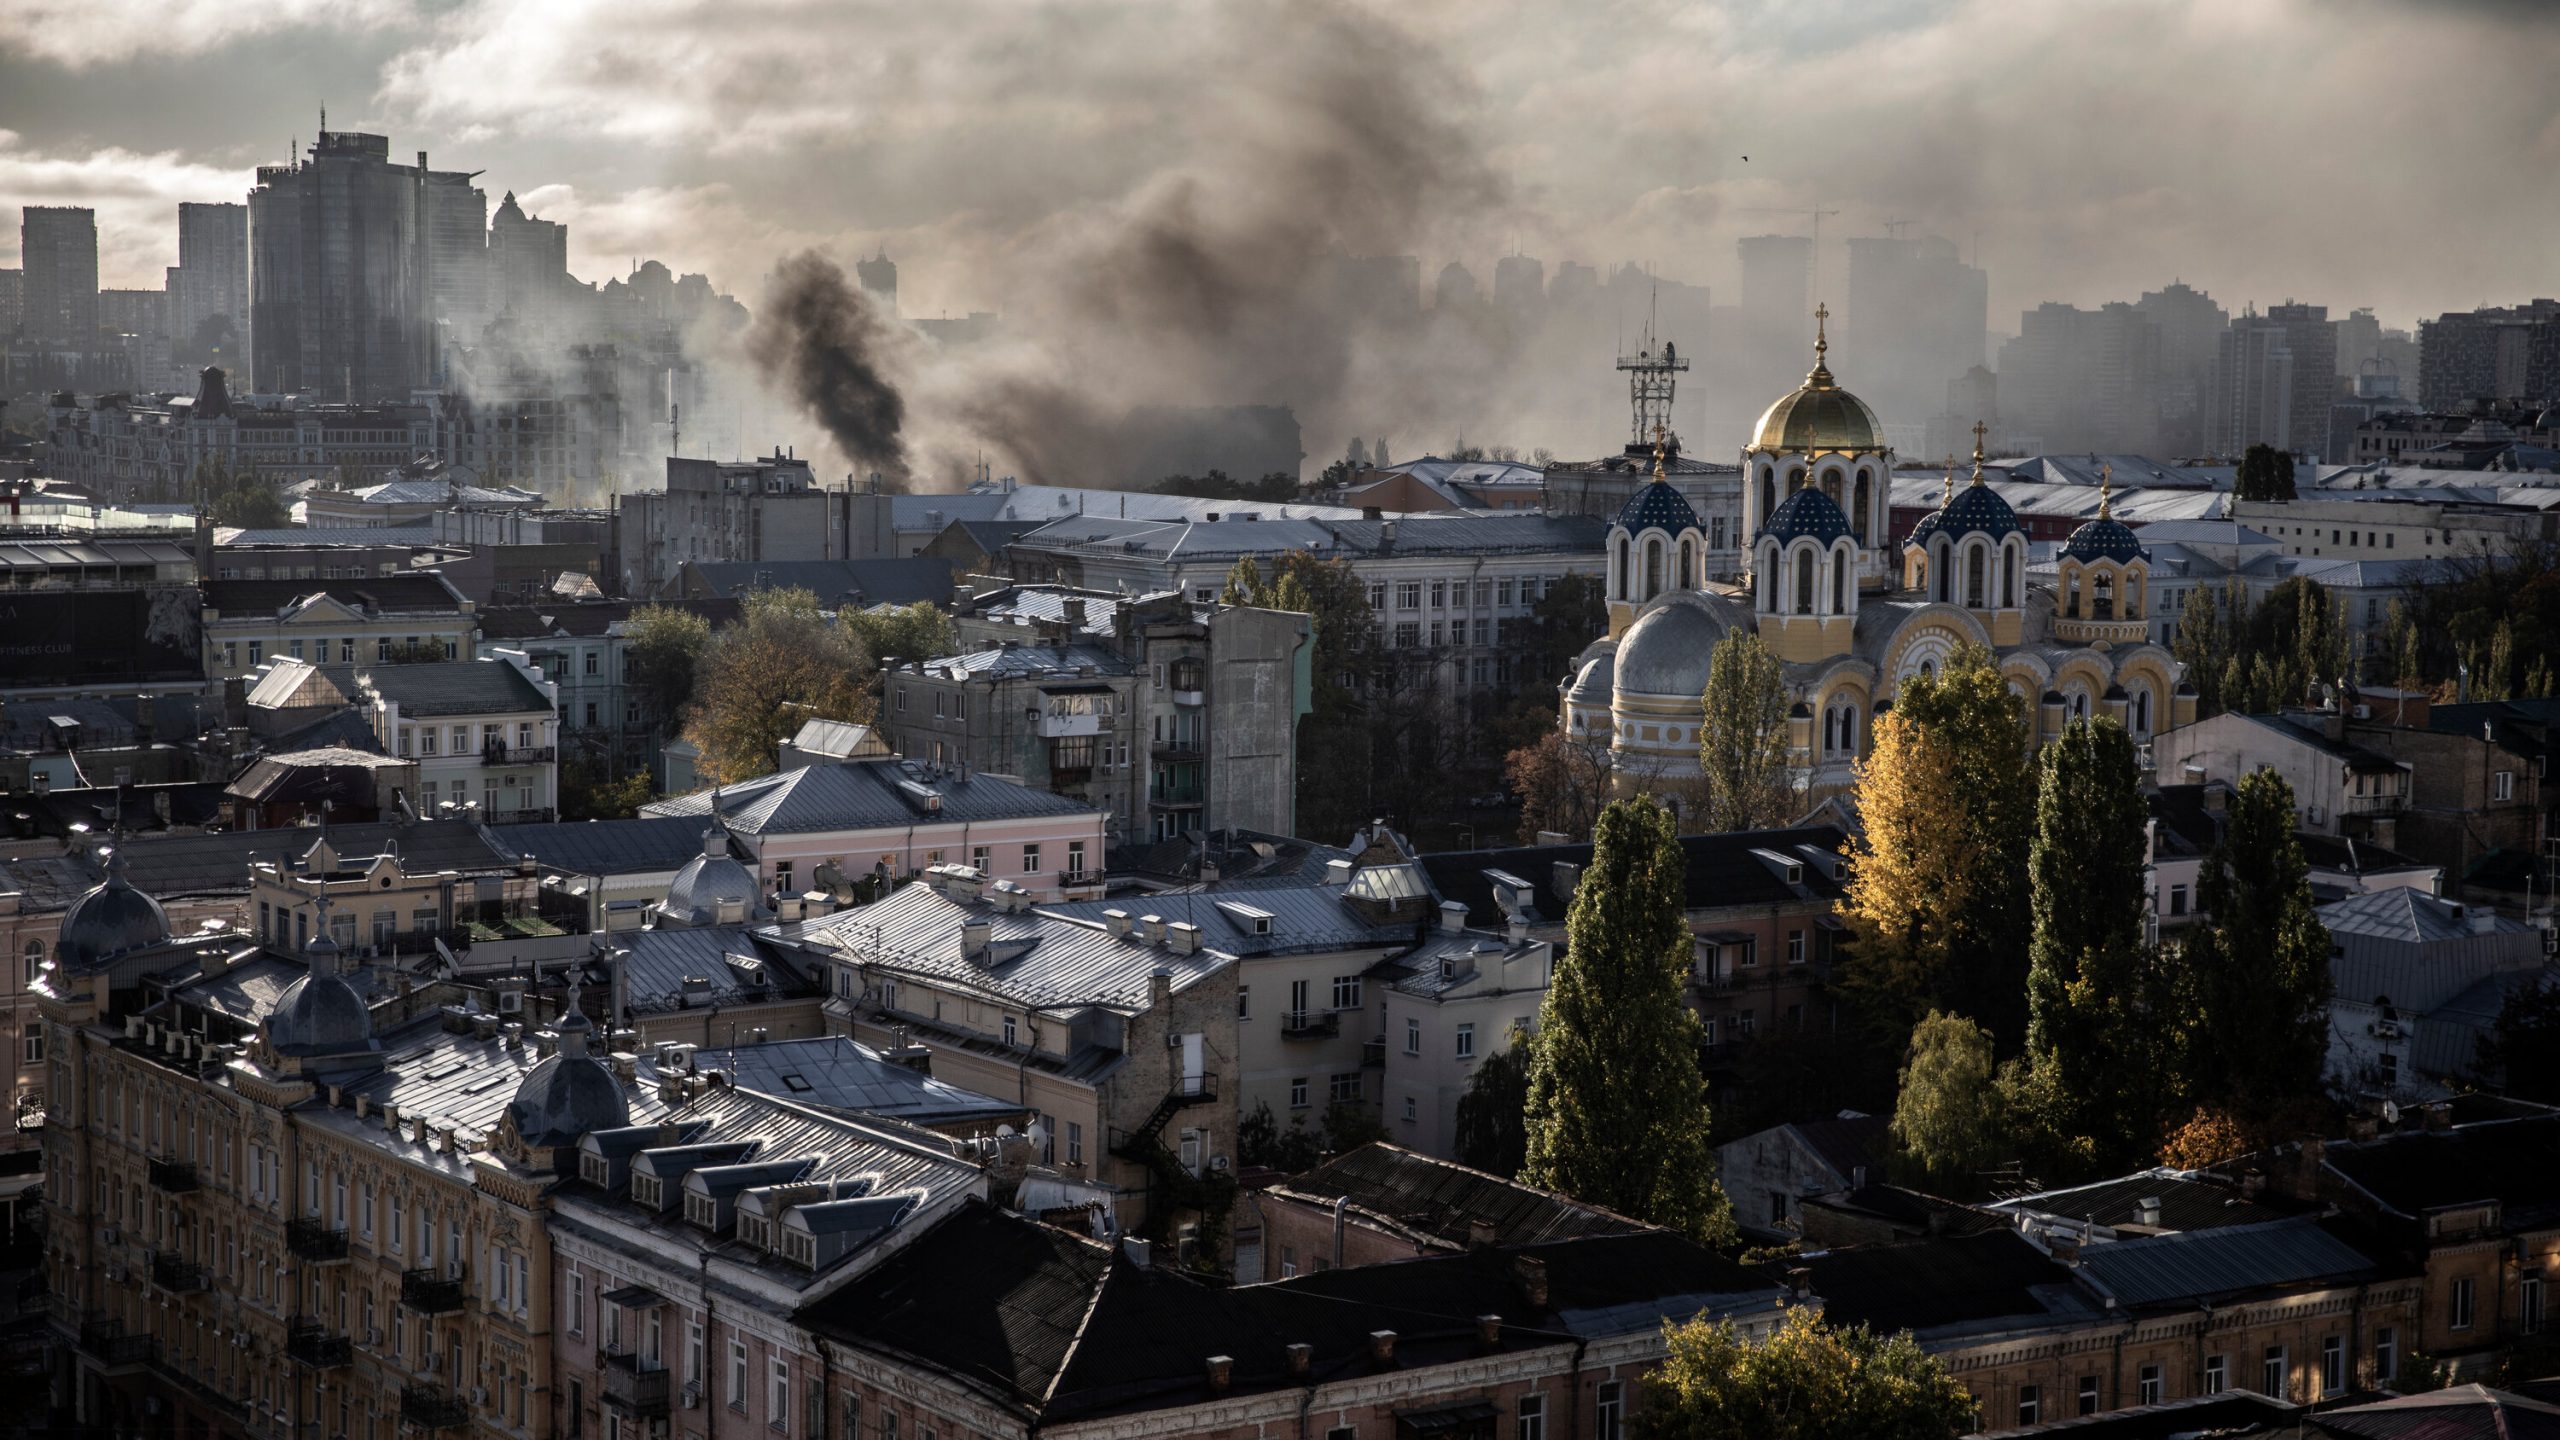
4 0 2555 330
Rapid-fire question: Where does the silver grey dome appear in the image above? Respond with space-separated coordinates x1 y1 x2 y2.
655 810 766 928
1612 595 1745 697
1565 653 1614 705
56 848 170 971
264 905 374 1054
508 1003 628 1147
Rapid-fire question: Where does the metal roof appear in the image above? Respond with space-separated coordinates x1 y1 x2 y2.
657 1035 1018 1127
792 880 1230 1014
490 817 711 877
645 759 1096 833
2320 887 2536 944
2071 1216 2378 1308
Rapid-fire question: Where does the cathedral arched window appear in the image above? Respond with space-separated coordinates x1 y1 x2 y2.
2004 546 2019 608
1794 551 1815 615
1645 538 1664 599
2135 688 2152 736
1842 705 1858 753
1935 543 1950 603
1822 468 1844 511
2092 567 2115 619
1831 556 1845 614
1966 545 1986 608
1853 472 1872 542
1679 538 1695 589
1759 472 1776 528
1823 708 1837 753
1613 536 1628 600
1785 466 1804 493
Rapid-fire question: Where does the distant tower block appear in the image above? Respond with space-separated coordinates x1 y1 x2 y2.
856 248 898 317
1616 335 1689 452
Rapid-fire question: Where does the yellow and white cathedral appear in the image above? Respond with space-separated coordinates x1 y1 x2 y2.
1563 311 2195 804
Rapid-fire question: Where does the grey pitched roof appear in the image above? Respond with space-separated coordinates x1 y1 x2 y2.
676 558 953 607
924 643 1134 680
2071 1217 2380 1308
1270 1143 1647 1248
489 817 711 876
659 1035 1019 1127
113 820 517 898
1992 1169 2305 1233
201 574 468 615
2319 887 2536 944
792 879 1229 1016
343 659 553 717
609 925 813 1013
645 760 1095 833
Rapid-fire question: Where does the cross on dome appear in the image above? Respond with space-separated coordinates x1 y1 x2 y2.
2098 462 2115 518
1651 421 1669 482
1970 421 1989 485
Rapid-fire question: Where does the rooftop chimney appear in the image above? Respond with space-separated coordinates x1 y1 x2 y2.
1467 1217 1497 1249
1512 1254 1548 1309
1439 900 1468 934
1324 859 1354 886
1204 1356 1234 1395
2135 1196 2162 1227
1166 921 1201 955
962 919 993 962
1104 908 1133 938
1286 1343 1313 1377
1368 1330 1398 1366
1475 1314 1503 1347
1123 1236 1153 1267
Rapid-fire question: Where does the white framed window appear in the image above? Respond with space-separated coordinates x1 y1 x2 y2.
2523 1276 2546 1335
770 1355 789 1429
1331 976 1362 1011
2205 1354 2226 1394
1455 1023 1475 1059
2016 1386 2040 1427
2321 1336 2344 1396
569 1270 584 1335
2494 770 2515 801
2261 1346 2287 1398
1518 1394 1544 1440
1023 845 1040 875
730 1336 749 1409
1596 1380 1623 1440
1405 1018 1421 1055
2451 1277 2477 1330
2375 1327 2396 1383
2137 1365 2162 1406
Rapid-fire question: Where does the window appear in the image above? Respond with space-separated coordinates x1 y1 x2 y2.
1596 1381 1623 1440
2079 1376 2100 1417
1406 1018 1421 1054
730 1337 749 1409
1518 1394 1545 1440
2016 1387 2040 1427
2138 1365 2163 1406
1329 1072 1362 1103
770 1356 789 1429
1455 1023 1476 1059
2261 1346 2287 1398
1331 976 1362 1011
1067 841 1087 880
2524 1276 2546 1335
2494 771 2515 801
2204 1354 2227 1394
972 846 990 873
22 1029 42 1065
2170 884 2188 916
247 640 262 664
1023 845 1041 874
1002 1016 1017 1047
1786 930 1805 966
2451 1277 2476 1330
1768 1191 1788 1226
2321 1336 2344 1396
1238 986 1251 1020
1403 1095 1417 1122
1289 1077 1309 1109
1430 580 1447 608
1397 582 1421 610
2375 1327 2396 1383
1067 1122 1083 1166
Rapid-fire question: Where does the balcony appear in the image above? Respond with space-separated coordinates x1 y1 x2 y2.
148 1250 207 1293
1037 711 1102 738
479 744 555 765
1362 1037 1386 1068
147 1157 199 1193
1279 1010 1340 1039
77 1319 157 1372
1149 741 1204 762
286 1319 352 1368
602 1350 673 1416
401 1385 471 1430
286 1216 350 1263
400 1268 466 1314
2343 790 2407 816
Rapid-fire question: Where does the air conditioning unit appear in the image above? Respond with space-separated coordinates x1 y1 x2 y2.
471 1388 488 1406
106 1263 126 1283
496 991 523 1014
1210 1155 1231 1172
99 1226 121 1246
2307 806 2325 825
1164 1032 1181 1049
680 1383 703 1410
2352 704 2372 720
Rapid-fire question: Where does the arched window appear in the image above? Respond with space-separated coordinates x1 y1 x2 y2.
2003 546 2019 608
1823 709 1838 753
1842 705 1858 754
1966 545 1986 608
1613 536 1629 600
1759 473 1776 527
1679 538 1694 589
1823 469 1844 510
21 940 40 983
1786 466 1804 493
2092 567 2115 619
1832 555 1845 614
1936 543 1950 602
1853 472 1872 542
1644 538 1663 599
1794 552 1815 615
2135 688 2152 735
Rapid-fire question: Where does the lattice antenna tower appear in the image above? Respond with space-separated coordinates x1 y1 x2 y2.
1614 281 1689 451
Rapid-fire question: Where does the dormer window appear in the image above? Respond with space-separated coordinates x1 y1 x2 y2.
738 1214 769 1248
632 1175 660 1208
580 1153 609 1188
783 1231 817 1267
683 1192 716 1230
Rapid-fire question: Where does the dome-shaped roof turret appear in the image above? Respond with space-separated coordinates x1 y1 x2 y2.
1761 484 1852 545
1613 594 1748 698
56 847 171 971
265 894 375 1055
2061 468 2148 563
656 796 767 928
1749 306 1887 453
1904 471 1957 551
1937 430 2023 543
507 996 629 1148
1615 429 1700 535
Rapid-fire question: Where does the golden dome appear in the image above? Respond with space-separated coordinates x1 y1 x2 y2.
1747 303 1889 453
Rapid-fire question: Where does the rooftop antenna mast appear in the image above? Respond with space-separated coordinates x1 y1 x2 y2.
1614 282 1688 454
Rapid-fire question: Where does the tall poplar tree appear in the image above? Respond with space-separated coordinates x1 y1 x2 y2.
1696 630 1794 833
2023 716 2170 1161
1839 642 2036 1047
2179 767 2334 1125
1523 797 1736 1245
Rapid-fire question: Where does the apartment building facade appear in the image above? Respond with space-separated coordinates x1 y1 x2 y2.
202 573 476 679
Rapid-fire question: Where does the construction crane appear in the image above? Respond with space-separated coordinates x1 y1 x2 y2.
1879 218 1915 239
1733 203 1842 300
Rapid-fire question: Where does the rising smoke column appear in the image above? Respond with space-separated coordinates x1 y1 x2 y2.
751 250 913 488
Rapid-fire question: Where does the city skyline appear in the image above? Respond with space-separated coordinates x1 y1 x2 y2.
2 0 2557 332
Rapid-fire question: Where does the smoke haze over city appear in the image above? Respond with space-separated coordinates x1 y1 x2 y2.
5 0 2558 483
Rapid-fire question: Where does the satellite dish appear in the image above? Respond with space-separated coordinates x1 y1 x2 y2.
2381 1100 2401 1125
996 1124 1017 1140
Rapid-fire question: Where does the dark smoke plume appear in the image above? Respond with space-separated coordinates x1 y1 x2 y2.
751 250 913 487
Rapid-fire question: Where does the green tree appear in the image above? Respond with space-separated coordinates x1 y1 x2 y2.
559 759 653 821
1838 642 2036 1048
2474 973 2560 1105
684 588 874 784
624 605 714 728
1523 797 1736 1244
2024 717 2172 1165
1637 1307 1977 1440
2235 442 2297 502
2178 768 2334 1128
1889 1011 2004 1192
843 600 953 667
1696 631 1794 833
1452 1026 1534 1178
209 468 291 528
